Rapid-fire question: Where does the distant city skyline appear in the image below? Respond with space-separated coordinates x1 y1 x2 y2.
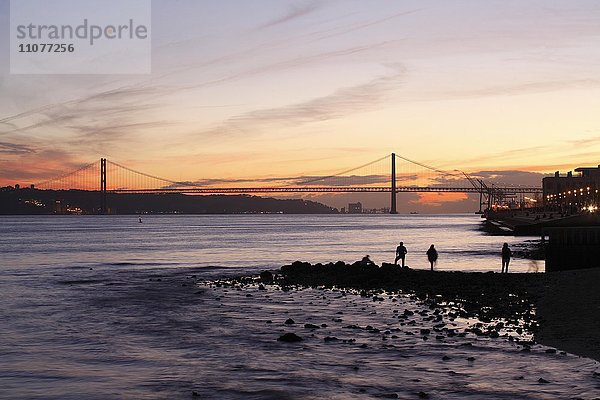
1 0 600 210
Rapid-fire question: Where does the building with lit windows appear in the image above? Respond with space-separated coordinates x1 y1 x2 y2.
543 165 600 211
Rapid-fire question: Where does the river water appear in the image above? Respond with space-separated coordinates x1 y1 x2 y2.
0 215 598 399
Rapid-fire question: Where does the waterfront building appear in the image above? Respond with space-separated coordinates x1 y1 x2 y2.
543 165 600 211
348 202 362 214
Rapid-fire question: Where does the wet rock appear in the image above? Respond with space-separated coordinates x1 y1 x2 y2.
417 391 429 399
285 318 295 325
467 357 476 362
324 336 339 342
192 390 200 397
545 348 557 354
259 271 273 283
442 355 451 361
538 378 550 384
277 333 303 342
304 323 320 329
258 284 266 290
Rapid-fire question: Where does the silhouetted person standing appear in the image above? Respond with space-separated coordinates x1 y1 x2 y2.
501 243 512 273
395 241 408 267
426 244 438 271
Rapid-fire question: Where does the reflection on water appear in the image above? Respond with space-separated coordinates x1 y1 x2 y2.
0 214 541 272
2 215 596 399
0 266 598 399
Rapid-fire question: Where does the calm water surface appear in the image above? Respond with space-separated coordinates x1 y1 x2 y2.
1 214 540 272
1 215 598 399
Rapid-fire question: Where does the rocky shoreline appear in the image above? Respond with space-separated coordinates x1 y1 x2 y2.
216 261 600 362
281 261 543 340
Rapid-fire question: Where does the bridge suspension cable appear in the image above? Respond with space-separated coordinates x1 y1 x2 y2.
35 160 99 191
395 154 462 178
106 160 196 190
292 156 390 187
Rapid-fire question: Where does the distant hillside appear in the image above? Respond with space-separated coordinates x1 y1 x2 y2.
0 188 338 215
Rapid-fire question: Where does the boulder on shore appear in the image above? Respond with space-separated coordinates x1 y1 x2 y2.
277 333 303 342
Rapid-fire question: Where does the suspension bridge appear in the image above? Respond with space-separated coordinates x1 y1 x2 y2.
32 153 542 214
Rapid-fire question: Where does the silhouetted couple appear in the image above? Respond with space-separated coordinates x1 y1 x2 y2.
395 242 438 271
501 243 512 273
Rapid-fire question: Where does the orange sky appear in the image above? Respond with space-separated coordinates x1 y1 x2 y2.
1 1 600 210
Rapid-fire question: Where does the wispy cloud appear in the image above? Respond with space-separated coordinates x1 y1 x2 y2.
0 149 83 183
257 1 322 30
0 83 174 154
568 135 600 146
307 9 421 42
0 141 36 155
200 66 405 137
438 145 552 170
164 173 391 188
410 192 469 207
414 79 600 102
428 169 548 187
177 41 401 93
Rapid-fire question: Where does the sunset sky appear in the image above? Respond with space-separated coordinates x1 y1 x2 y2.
1 0 600 210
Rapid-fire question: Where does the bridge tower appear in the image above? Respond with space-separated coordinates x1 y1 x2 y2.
100 158 107 214
390 153 398 214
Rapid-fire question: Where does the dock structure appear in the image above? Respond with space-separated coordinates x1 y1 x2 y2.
545 227 600 272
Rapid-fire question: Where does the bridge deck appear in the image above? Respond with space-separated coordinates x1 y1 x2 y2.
110 186 542 194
